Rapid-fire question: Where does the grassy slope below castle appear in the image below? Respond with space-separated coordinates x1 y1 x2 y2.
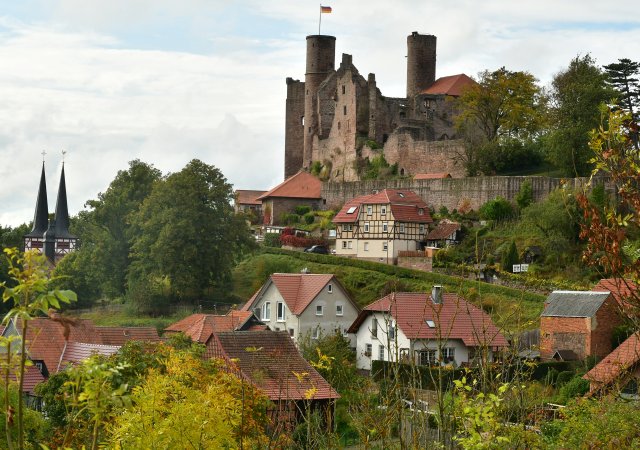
233 248 546 333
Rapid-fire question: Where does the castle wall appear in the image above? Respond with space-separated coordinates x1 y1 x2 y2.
284 78 306 178
321 176 598 211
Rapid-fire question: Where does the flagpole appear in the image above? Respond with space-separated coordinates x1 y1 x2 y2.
318 4 322 35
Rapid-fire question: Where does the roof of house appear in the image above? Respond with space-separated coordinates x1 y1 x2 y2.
209 331 339 401
242 273 338 316
584 332 640 386
333 189 432 224
257 171 321 200
414 173 452 180
541 291 611 318
96 326 161 346
349 292 508 348
164 311 258 343
59 342 121 369
420 74 476 97
592 278 639 309
235 190 267 206
553 349 579 361
10 365 45 394
426 222 461 241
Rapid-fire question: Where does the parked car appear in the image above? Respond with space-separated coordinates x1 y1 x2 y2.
304 245 329 254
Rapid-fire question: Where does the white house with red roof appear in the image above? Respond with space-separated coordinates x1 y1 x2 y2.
333 189 433 263
348 287 509 371
241 273 359 344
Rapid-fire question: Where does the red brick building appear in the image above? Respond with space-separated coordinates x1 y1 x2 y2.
540 291 622 360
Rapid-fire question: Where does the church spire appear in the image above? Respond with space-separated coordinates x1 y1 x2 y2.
53 162 72 238
26 162 49 237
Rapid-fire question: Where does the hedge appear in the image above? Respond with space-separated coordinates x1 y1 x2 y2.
261 247 545 305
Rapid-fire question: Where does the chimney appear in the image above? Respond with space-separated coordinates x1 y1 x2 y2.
431 285 443 304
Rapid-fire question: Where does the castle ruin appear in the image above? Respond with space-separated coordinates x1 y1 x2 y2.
284 32 474 181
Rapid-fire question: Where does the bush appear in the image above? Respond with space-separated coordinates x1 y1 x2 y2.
558 375 589 402
556 370 575 386
304 213 315 225
280 234 327 248
295 205 312 216
480 196 514 222
263 233 282 248
280 213 300 225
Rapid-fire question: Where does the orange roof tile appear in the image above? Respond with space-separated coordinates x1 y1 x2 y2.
333 189 432 224
584 332 640 387
427 222 461 241
592 278 639 312
349 292 508 348
235 190 267 205
164 311 255 344
258 171 321 200
414 173 452 180
420 74 476 97
208 331 339 401
59 342 121 370
96 327 161 346
242 273 335 315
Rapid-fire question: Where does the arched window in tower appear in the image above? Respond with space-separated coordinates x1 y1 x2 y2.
400 168 405 176
343 105 347 115
301 116 304 125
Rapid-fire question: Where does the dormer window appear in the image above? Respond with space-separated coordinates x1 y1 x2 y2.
418 208 424 215
426 320 435 328
398 192 405 198
347 206 357 214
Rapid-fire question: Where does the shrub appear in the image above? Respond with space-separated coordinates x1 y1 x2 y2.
479 197 514 221
280 213 300 225
280 234 327 248
263 233 282 248
556 370 574 386
295 205 311 216
558 375 589 402
304 213 315 225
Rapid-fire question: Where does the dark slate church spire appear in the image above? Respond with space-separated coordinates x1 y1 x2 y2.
53 163 72 238
25 162 49 237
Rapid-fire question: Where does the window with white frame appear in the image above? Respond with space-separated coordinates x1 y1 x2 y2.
289 328 295 337
316 305 324 316
383 242 388 251
277 302 285 321
342 327 349 337
342 241 347 249
378 345 385 360
381 206 387 215
399 224 405 233
312 326 320 340
336 304 344 316
371 318 378 337
327 283 333 293
262 302 271 321
382 222 388 232
367 205 373 216
418 349 437 366
365 343 372 356
442 347 455 363
419 224 425 234
348 241 353 249
364 222 370 232
389 323 395 339
343 224 348 231
364 242 369 251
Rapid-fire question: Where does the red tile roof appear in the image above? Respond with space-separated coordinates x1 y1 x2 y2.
96 327 161 346
59 342 121 369
242 273 335 315
208 331 339 401
333 189 432 224
258 171 321 200
235 190 266 206
426 222 461 241
584 332 640 387
420 74 476 97
414 173 452 180
592 278 639 311
164 311 256 343
349 292 508 348
9 365 45 394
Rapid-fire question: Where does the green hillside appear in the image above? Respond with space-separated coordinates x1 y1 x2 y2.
232 248 546 333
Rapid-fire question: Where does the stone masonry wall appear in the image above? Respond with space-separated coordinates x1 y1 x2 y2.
540 316 589 359
321 176 608 212
591 298 623 359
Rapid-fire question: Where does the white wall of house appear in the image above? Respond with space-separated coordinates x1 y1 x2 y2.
353 312 494 370
250 279 358 346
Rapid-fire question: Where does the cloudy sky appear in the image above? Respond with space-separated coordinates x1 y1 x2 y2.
1 0 639 226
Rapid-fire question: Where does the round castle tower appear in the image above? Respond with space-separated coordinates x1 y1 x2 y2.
406 32 437 99
303 35 336 169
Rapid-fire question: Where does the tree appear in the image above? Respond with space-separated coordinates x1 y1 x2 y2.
546 55 616 176
515 180 533 210
604 58 640 121
502 241 519 272
129 159 255 303
455 67 547 175
479 197 514 222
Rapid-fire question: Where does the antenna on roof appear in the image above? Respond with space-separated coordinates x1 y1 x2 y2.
41 149 46 162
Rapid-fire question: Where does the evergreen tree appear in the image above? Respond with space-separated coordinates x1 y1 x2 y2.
603 58 640 120
502 241 519 272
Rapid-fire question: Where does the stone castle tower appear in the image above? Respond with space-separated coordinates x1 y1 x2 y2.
24 162 78 263
284 32 474 181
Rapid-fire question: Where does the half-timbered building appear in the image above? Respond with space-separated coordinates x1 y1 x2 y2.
332 189 433 262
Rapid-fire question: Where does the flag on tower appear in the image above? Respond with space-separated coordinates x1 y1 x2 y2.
320 5 332 13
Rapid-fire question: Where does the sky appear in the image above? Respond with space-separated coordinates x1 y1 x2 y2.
1 0 639 227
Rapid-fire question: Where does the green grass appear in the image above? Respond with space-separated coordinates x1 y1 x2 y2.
233 248 546 333
71 304 192 331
